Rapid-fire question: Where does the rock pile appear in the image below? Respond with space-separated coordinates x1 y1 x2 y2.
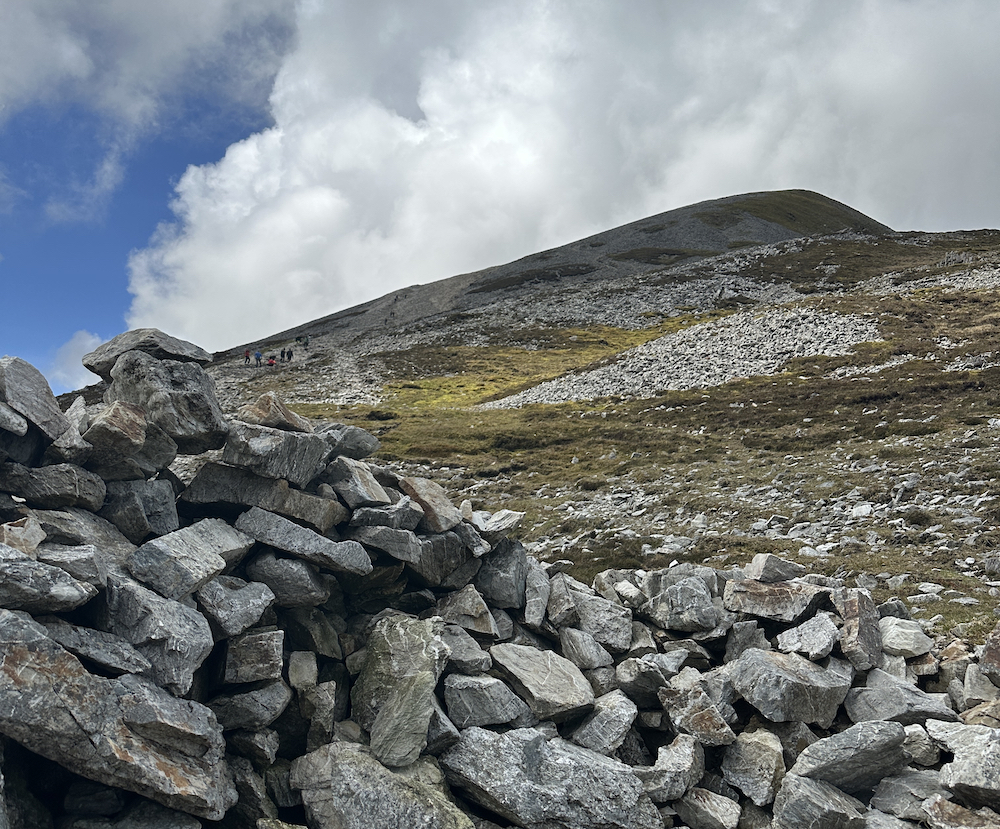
1 330 1000 828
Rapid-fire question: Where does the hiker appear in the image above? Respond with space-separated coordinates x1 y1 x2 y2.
267 355 276 367
254 350 262 367
286 347 293 362
280 348 286 362
304 335 309 347
244 349 251 364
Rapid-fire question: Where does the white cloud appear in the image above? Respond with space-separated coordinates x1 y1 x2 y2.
47 329 104 393
127 0 1000 351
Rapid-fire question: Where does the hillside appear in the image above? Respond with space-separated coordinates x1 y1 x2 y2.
196 190 1000 639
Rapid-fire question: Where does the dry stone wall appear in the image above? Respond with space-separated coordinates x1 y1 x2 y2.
0 330 999 828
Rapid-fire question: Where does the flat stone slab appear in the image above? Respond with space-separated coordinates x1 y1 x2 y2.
0 461 106 511
723 579 830 624
223 422 330 487
0 356 71 442
235 506 372 575
845 668 958 725
0 541 98 612
790 720 909 794
83 328 213 381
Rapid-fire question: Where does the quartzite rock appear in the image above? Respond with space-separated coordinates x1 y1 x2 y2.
244 550 330 607
35 542 109 586
195 575 275 638
209 680 293 731
845 668 958 725
642 574 720 633
0 514 45 555
436 585 500 638
880 617 935 658
0 401 27 437
38 616 153 676
728 649 852 727
223 422 330 487
674 787 742 829
441 624 492 674
322 456 391 509
127 518 254 599
790 720 909 794
291 742 473 829
569 690 637 755
347 525 422 563
83 328 213 382
441 727 662 829
833 588 884 672
32 506 136 568
572 589 634 653
634 733 705 803
370 670 441 767
235 506 372 575
870 769 953 821
81 402 147 463
723 579 830 624
224 629 285 684
658 676 737 747
399 476 463 533
743 553 806 583
776 611 840 660
0 356 71 442
721 728 785 806
926 719 1000 810
0 461 106 511
105 479 179 539
105 351 229 454
490 643 595 722
560 627 614 670
104 575 214 696
443 674 531 728
350 496 424 530
319 424 382 459
771 774 867 829
0 609 235 820
0 542 98 612
237 392 314 433
473 537 528 609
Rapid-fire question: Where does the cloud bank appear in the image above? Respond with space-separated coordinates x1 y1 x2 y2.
119 0 1000 351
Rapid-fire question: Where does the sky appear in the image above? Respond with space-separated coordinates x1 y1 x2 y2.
2 1 1000 393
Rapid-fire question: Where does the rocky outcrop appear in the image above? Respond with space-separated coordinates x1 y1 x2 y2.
2 335 1000 829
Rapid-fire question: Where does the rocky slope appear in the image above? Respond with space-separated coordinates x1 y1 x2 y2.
6 329 1000 828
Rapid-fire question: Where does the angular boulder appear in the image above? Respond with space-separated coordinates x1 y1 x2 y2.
490 643 595 722
83 328 213 382
223 422 330 487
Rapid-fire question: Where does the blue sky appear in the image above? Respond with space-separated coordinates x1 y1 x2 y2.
3 1 1000 394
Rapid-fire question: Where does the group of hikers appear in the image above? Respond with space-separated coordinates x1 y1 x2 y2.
244 335 310 367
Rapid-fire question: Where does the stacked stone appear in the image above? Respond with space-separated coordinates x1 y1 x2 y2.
1 330 1000 829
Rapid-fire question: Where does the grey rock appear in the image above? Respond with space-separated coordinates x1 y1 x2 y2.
979 621 1000 686
926 719 1000 810
320 422 381 459
131 421 178 477
0 401 27 437
723 578 829 624
426 696 462 756
615 657 671 707
772 774 867 829
723 619 772 662
833 588 884 671
280 606 343 659
43 397 93 466
322 456 391 509
32 507 136 570
965 664 1000 709
777 611 840 659
81 401 147 463
83 328 212 381
0 462 105 511
287 650 318 690
0 610 235 819
573 589 633 653
437 584 500 638
223 421 330 487
904 722 941 766
923 794 1000 828
0 421 45 466
236 506 372 575
414 531 475 587
441 624 492 674
674 787 742 829
105 574 214 696
227 727 280 770
479 508 525 542
721 728 785 806
658 673 737 747
209 680 293 730
634 733 705 803
643 574 720 632
61 797 204 828
0 542 97 612
351 615 450 733
128 518 253 599
349 496 424 530
224 629 285 684
38 616 152 676
441 727 662 829
453 520 491 558
347 524 422 563
490 643 595 722
548 572 580 626
443 674 532 728
790 720 909 794
35 542 109 586
227 753 279 826
195 575 275 638
400 476 463 533
743 553 806 582
105 479 179 539
870 769 953 821
181 461 347 532
106 350 229 453
728 649 852 727
879 617 934 658
371 670 439 766
523 559 551 628
561 626 614 669
474 537 528 609
0 356 71 442
291 742 473 829
100 489 154 545
845 668 958 725
298 680 343 751
0 513 46 555
237 391 313 433
569 690 637 755
244 550 331 607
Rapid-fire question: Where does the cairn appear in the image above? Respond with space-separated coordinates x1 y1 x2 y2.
0 329 998 828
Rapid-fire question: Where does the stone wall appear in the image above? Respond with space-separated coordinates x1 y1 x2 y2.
0 329 999 829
